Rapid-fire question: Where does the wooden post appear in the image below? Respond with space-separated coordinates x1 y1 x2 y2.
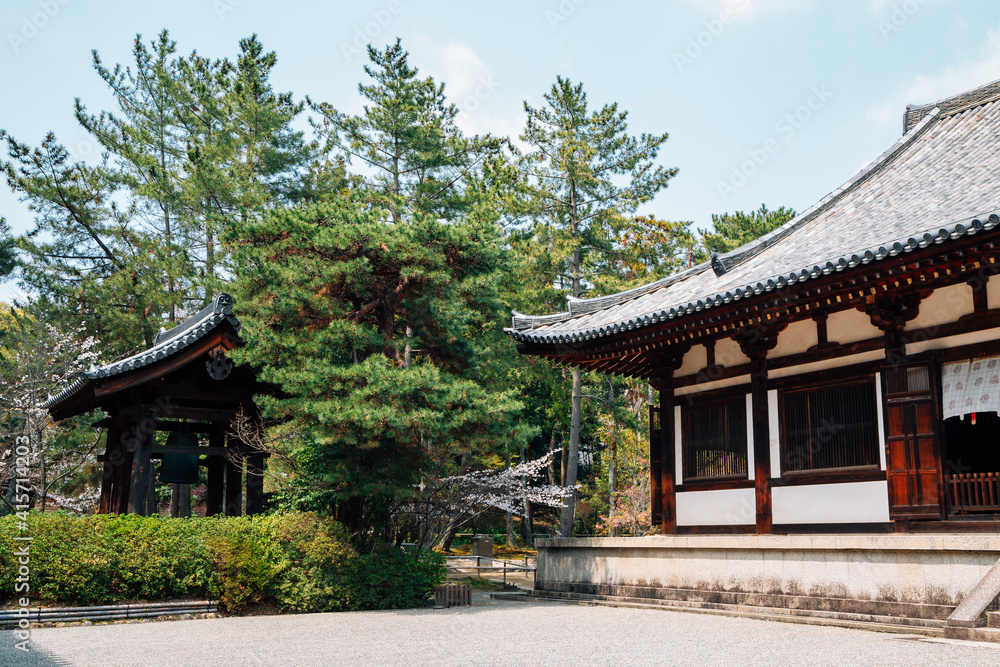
146 460 158 516
225 437 243 517
206 430 225 517
658 375 676 535
127 408 155 516
736 326 783 535
651 349 686 535
245 453 264 516
98 422 121 514
750 355 772 534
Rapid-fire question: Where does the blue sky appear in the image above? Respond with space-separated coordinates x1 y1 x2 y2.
2 0 1000 302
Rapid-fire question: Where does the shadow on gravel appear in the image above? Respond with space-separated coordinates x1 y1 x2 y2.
0 630 70 666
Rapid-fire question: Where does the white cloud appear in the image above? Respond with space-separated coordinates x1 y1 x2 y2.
682 0 812 22
412 38 524 138
865 25 1000 129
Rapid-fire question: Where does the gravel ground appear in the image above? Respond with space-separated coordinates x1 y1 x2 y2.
3 594 1000 666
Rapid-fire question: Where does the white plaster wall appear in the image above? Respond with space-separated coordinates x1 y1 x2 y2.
674 405 682 485
676 344 708 377
905 283 974 331
768 350 884 380
827 308 881 344
768 389 780 478
875 372 886 470
907 326 1000 355
715 337 750 367
770 319 818 358
675 374 751 396
988 275 1000 310
771 481 890 524
676 488 755 526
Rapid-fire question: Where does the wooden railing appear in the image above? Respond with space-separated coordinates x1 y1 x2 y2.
947 472 1000 512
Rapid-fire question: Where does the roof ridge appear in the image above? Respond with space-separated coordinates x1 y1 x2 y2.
41 293 240 409
510 105 944 332
510 262 712 330
508 210 1000 346
904 77 1000 132
710 106 941 277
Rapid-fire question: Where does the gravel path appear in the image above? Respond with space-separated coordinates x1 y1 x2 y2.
4 594 1000 666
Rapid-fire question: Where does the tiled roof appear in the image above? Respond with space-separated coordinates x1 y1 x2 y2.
508 80 1000 346
42 293 240 409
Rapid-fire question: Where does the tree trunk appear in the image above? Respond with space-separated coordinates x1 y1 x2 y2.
38 440 46 513
505 444 515 548
547 429 556 486
521 445 533 543
439 513 463 553
609 439 617 538
560 367 583 537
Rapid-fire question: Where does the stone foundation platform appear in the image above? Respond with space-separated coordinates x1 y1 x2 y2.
535 535 1000 618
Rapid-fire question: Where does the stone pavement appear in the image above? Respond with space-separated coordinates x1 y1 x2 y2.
3 593 1000 666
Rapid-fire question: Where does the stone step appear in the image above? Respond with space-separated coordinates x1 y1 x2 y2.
944 625 1000 643
988 611 1000 629
532 584 955 621
493 590 946 637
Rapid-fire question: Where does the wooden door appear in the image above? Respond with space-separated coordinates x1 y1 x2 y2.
882 362 945 520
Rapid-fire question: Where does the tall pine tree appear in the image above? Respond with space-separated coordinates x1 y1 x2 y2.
519 77 677 536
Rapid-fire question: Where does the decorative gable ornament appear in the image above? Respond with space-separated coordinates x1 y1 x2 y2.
206 347 233 381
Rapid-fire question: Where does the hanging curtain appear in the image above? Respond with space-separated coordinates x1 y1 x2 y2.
942 356 1000 420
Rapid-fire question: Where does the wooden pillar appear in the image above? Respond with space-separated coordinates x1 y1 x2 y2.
127 407 155 516
750 356 772 534
245 453 264 516
146 461 158 516
658 375 676 534
225 437 243 517
206 430 225 517
736 326 783 535
98 421 121 514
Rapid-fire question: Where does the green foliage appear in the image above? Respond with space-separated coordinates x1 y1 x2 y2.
2 31 317 354
0 512 443 613
229 196 531 542
701 204 797 255
518 75 679 300
0 219 15 280
309 39 496 222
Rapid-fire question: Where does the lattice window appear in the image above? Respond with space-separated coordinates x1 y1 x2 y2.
780 379 880 473
681 398 747 480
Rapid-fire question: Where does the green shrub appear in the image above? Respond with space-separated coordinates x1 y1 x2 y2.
0 512 443 613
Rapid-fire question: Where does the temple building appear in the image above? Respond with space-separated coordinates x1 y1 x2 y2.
506 81 1000 636
43 293 269 517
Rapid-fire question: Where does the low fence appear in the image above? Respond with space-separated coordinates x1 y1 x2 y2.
434 584 472 608
0 600 217 627
444 555 536 585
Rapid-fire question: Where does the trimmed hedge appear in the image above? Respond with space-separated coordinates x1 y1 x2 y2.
0 512 444 613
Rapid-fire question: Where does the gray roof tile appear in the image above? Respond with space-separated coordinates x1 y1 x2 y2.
509 80 1000 346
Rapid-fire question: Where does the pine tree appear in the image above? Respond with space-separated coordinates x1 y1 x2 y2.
701 204 796 254
228 196 530 545
519 77 678 536
2 31 316 352
0 219 16 279
309 39 495 223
